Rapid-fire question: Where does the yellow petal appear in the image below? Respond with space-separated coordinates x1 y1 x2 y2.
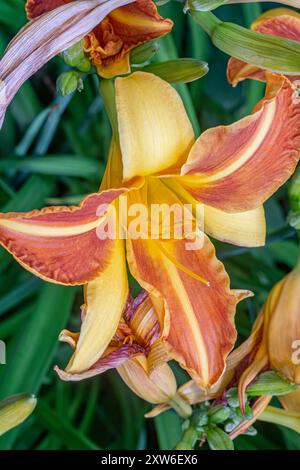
115 71 194 180
66 237 128 373
204 204 266 247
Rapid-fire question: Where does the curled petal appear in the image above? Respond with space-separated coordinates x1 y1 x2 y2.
0 190 122 284
204 204 266 247
0 0 134 128
126 234 239 389
115 71 194 180
227 8 300 86
55 343 142 381
181 74 300 212
117 355 177 404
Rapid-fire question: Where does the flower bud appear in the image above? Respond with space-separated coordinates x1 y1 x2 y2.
188 8 300 75
140 58 209 84
61 40 91 73
130 41 160 65
246 371 298 397
208 405 231 424
0 393 37 436
56 71 83 97
259 405 300 435
206 425 234 450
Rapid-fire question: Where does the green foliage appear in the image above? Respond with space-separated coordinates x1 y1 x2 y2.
0 0 299 451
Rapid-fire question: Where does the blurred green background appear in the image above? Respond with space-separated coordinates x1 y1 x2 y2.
0 0 299 450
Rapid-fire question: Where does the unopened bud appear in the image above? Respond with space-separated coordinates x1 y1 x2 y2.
130 41 160 65
57 71 83 97
0 393 37 436
246 371 298 397
206 425 234 450
61 40 91 73
140 58 209 84
208 405 231 424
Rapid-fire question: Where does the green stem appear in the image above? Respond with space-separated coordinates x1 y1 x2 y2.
99 79 118 138
187 10 221 35
168 394 193 419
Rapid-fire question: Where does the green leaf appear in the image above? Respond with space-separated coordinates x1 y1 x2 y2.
0 156 103 178
154 411 182 450
0 284 76 449
35 400 99 450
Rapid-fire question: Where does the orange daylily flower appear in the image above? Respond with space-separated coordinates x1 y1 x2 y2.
55 291 192 417
26 0 173 78
227 8 300 87
0 72 299 390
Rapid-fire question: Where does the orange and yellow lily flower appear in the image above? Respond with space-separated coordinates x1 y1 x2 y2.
227 8 300 87
25 0 173 78
0 71 299 390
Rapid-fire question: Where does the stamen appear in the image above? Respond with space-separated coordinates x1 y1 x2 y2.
158 242 210 286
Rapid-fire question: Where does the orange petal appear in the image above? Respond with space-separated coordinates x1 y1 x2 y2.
180 73 300 212
26 0 70 19
126 235 240 389
84 0 173 78
227 8 300 86
0 190 122 285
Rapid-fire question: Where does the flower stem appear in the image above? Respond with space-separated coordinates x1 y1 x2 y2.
168 394 192 419
99 79 119 138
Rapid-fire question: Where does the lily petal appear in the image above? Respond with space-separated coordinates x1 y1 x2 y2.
204 204 266 247
227 8 300 86
180 73 300 212
115 71 194 180
55 343 141 381
0 190 122 284
0 0 134 128
126 234 240 389
117 355 177 404
280 389 300 412
26 0 70 19
64 236 128 373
